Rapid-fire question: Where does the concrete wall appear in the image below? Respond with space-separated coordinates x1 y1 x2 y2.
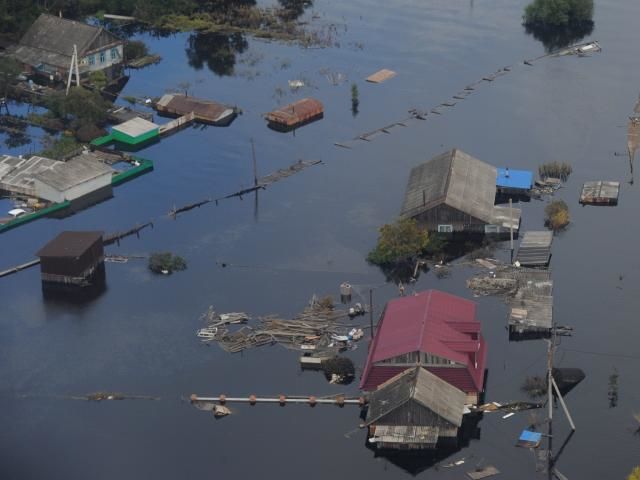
34 172 113 203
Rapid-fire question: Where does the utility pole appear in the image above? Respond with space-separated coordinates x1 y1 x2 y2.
369 288 374 340
66 44 80 96
251 138 258 187
509 197 514 264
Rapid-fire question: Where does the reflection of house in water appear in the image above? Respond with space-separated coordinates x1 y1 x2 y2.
7 14 125 83
400 149 521 237
360 290 487 405
366 366 465 450
36 231 105 286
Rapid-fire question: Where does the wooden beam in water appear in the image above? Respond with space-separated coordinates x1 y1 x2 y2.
0 259 40 278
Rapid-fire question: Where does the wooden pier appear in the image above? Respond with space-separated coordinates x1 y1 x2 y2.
158 112 196 137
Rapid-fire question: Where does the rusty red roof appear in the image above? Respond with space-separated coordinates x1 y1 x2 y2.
265 98 324 128
360 290 486 393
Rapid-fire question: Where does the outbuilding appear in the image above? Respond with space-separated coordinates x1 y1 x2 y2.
366 366 466 450
36 231 105 286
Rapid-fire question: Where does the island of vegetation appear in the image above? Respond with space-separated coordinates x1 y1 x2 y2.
523 0 594 28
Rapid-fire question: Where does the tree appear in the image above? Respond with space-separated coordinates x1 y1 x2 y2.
544 200 570 231
0 56 22 97
523 0 594 27
46 87 110 127
148 252 187 274
367 218 429 266
628 467 640 480
88 70 108 90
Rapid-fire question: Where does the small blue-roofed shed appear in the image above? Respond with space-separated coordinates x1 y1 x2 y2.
496 168 533 195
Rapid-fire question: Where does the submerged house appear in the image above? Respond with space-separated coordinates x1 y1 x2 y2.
8 14 124 82
36 231 105 286
400 149 521 236
360 289 487 404
366 366 466 450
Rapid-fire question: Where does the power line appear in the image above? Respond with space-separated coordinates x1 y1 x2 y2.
558 347 640 361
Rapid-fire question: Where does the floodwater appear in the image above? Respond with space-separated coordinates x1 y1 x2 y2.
2 0 640 478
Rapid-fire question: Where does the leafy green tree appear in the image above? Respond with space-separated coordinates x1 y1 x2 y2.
523 0 594 27
367 218 429 266
88 70 108 90
46 87 110 127
0 56 22 96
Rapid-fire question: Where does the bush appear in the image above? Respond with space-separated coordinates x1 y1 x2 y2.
523 0 594 27
46 87 110 127
124 40 149 60
148 252 187 274
367 218 429 266
88 70 108 90
539 161 572 181
544 200 570 231
322 357 355 385
628 467 640 480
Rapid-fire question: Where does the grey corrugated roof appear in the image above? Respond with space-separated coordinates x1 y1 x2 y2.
10 14 120 69
32 154 113 192
516 231 553 266
366 367 465 427
400 149 498 223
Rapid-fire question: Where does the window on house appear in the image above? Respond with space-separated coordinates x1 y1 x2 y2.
99 51 106 63
437 224 453 233
110 48 118 60
88 55 95 66
484 224 500 234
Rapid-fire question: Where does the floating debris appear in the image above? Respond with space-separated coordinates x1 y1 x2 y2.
197 296 365 354
76 392 159 401
467 465 500 479
516 430 542 448
366 69 396 83
579 181 620 206
288 79 305 89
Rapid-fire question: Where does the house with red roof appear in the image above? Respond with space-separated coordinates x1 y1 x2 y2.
360 289 487 404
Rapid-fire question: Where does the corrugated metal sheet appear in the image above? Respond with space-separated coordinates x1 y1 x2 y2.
265 98 324 128
400 149 498 224
360 290 486 394
366 367 465 427
516 231 553 266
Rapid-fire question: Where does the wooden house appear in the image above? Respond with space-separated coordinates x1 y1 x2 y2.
8 14 124 82
366 367 466 450
360 290 487 405
400 149 520 236
36 231 105 286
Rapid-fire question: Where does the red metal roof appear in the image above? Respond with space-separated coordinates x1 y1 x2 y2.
360 290 486 393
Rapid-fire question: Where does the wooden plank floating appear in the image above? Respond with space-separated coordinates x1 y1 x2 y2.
265 98 324 131
191 393 366 406
516 231 553 267
579 181 620 206
154 93 237 126
366 68 397 83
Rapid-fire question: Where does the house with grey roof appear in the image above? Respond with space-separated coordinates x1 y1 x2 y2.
400 148 521 235
366 366 466 450
8 14 124 82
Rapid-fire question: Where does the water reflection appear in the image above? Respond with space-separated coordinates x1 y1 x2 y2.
185 32 249 77
366 414 483 475
524 23 594 53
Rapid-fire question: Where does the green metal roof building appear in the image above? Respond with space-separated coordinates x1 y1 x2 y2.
111 117 159 145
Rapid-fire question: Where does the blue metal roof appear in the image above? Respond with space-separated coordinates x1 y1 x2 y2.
497 168 533 190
